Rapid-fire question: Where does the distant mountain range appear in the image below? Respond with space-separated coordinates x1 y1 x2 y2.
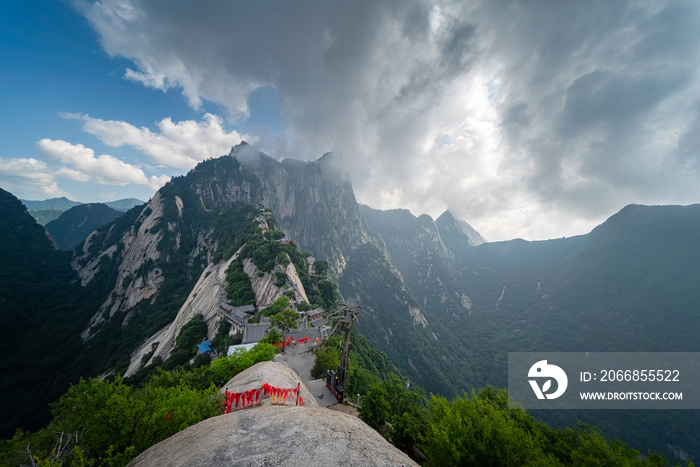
21 196 144 212
2 144 699 460
21 197 144 225
20 197 83 211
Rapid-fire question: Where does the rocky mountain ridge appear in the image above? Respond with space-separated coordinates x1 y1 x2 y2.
6 143 698 459
69 142 370 348
344 202 700 460
75 191 173 339
0 188 94 436
123 230 311 377
187 142 370 268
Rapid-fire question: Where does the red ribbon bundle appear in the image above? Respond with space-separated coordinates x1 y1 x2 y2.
272 335 298 350
223 382 305 413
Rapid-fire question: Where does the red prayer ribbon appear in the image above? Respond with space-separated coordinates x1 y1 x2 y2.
223 382 305 413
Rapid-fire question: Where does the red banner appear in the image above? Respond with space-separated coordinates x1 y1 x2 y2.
271 335 312 349
223 382 305 413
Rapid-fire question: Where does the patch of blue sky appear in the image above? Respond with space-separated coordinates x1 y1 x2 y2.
1 1 198 155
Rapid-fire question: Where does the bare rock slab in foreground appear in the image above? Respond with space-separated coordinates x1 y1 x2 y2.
129 362 416 466
127 405 417 467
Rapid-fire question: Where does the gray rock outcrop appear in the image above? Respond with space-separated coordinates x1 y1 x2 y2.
128 405 416 467
124 254 238 376
128 361 416 466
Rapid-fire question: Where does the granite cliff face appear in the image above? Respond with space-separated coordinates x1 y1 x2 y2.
123 255 235 377
187 143 369 269
123 247 310 377
64 142 379 395
74 191 174 340
128 406 418 467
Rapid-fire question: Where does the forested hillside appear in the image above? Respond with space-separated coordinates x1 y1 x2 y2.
45 203 125 251
0 189 96 436
347 202 700 460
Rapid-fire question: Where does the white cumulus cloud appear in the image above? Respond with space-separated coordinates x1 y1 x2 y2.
0 157 68 198
65 112 245 170
148 174 171 191
36 139 169 187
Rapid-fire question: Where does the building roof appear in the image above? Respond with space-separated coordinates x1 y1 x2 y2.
287 328 321 342
218 305 249 326
233 304 256 314
310 317 327 327
242 323 270 344
220 303 256 314
197 340 213 353
232 310 249 321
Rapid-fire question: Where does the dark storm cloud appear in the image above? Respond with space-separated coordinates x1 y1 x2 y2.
79 0 700 240
558 70 689 136
477 0 700 227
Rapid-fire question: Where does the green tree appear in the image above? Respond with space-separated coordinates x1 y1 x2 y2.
311 336 341 379
358 383 390 429
212 320 232 354
269 309 300 335
346 367 376 396
276 252 291 268
313 260 329 277
147 343 276 391
317 280 337 308
260 329 283 345
49 376 219 464
262 296 290 316
225 260 255 305
423 391 547 466
174 315 207 356
192 352 211 368
380 375 427 452
355 374 428 454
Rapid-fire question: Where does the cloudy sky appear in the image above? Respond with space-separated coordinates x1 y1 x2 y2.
2 0 699 241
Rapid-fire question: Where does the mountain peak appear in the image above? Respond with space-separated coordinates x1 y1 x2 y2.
437 210 457 221
316 152 334 164
230 140 250 153
436 210 486 246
